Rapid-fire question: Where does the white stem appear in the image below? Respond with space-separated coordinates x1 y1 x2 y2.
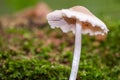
69 22 82 80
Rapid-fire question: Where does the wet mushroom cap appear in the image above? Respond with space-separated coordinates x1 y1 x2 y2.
47 6 109 35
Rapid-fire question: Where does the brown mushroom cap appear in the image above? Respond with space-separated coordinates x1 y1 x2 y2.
47 6 109 35
71 6 93 16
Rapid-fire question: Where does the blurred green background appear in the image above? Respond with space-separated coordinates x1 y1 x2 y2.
0 0 120 21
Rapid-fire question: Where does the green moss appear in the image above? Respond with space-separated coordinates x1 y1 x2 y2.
0 59 70 80
0 21 120 80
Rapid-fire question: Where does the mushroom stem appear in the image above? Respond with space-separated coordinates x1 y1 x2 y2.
69 22 82 80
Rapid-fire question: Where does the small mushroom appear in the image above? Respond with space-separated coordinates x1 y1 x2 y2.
47 6 109 80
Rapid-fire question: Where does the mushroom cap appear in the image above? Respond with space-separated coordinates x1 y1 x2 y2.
47 6 109 35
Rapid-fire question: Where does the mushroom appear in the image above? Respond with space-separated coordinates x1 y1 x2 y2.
47 6 109 80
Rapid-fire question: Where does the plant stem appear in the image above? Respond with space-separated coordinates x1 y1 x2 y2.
69 22 82 80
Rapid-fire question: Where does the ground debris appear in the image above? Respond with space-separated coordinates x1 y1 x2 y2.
0 2 51 29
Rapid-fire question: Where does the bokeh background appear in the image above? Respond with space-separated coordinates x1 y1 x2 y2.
0 0 120 80
0 0 120 21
